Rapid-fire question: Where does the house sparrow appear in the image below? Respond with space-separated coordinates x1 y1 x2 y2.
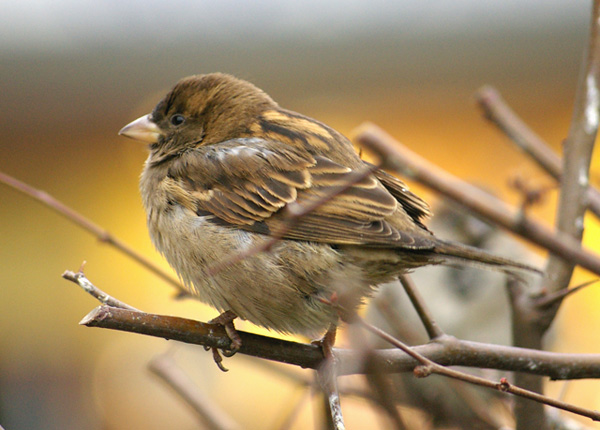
119 73 536 340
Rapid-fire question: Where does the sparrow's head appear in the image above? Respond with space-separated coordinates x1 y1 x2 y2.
119 73 276 157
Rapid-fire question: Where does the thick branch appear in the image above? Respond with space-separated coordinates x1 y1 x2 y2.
354 123 600 276
356 318 600 423
513 3 600 426
544 0 600 292
79 305 600 380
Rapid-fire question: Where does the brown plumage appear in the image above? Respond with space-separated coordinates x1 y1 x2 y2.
119 73 537 337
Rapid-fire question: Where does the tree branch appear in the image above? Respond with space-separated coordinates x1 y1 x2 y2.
76 304 600 381
544 0 600 294
354 123 600 276
0 170 186 295
355 317 600 423
316 360 345 430
398 274 444 340
475 86 600 218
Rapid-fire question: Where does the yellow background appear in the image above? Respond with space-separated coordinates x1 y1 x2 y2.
1 2 598 429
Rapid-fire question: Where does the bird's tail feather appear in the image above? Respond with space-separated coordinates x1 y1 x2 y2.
432 239 542 275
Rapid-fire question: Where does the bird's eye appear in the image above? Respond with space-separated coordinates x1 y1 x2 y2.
170 114 185 126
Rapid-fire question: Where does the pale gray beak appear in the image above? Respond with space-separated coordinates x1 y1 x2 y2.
119 114 162 143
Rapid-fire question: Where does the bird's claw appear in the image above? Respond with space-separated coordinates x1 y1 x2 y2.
207 310 241 371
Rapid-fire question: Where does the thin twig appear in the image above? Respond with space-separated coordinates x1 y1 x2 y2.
348 318 408 429
372 294 422 345
62 266 140 311
476 85 600 218
534 279 599 309
315 360 345 430
355 317 600 423
398 274 444 340
0 170 186 295
476 86 563 181
149 354 241 430
353 123 600 276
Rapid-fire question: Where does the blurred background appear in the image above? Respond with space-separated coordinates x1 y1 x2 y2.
1 0 599 428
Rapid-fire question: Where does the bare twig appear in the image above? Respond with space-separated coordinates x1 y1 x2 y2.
67 270 600 380
349 320 409 429
372 295 422 346
62 266 140 311
354 123 600 276
355 317 600 423
476 86 600 218
544 0 600 293
0 170 186 295
149 354 241 430
81 305 325 368
507 276 547 429
398 274 444 340
513 3 600 426
315 360 345 430
75 303 600 380
476 85 563 181
534 279 598 309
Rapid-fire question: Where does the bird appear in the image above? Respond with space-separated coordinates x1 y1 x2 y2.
119 73 537 347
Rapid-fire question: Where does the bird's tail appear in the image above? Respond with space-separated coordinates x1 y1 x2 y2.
432 239 542 275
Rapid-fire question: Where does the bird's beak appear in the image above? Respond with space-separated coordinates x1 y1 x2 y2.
119 114 162 143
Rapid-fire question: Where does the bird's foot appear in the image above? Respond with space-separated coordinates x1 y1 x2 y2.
207 310 241 372
209 310 242 352
312 324 337 361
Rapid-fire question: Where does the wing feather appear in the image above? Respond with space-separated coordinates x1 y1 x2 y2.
166 138 434 249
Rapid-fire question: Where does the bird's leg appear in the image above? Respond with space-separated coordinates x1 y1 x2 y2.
312 324 337 361
209 310 242 354
313 324 343 428
205 310 241 371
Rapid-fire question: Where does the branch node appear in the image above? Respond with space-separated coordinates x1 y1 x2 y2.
534 279 599 309
497 377 511 392
79 305 110 326
413 365 434 378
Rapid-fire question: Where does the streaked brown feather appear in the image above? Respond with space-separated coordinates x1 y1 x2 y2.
166 137 435 249
372 167 431 229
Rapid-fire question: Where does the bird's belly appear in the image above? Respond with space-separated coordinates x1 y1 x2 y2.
148 205 369 336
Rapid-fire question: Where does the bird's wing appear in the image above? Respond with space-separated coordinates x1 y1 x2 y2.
166 138 434 249
372 167 431 230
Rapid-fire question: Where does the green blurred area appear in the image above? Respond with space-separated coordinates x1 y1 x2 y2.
2 2 600 429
